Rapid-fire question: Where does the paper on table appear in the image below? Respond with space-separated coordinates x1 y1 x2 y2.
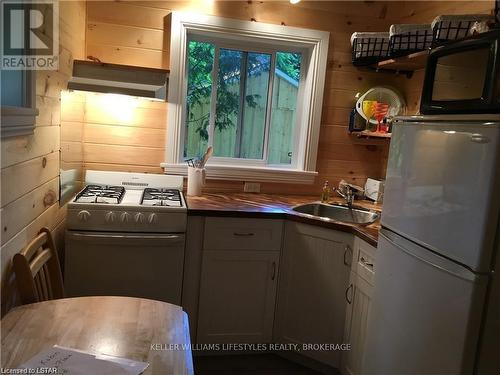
19 345 149 375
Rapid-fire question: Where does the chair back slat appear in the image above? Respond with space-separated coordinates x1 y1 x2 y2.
43 265 54 299
13 228 64 305
23 232 48 261
34 274 44 301
30 249 52 277
37 267 49 300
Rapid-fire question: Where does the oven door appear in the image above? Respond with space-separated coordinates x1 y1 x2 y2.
421 31 500 115
64 231 185 305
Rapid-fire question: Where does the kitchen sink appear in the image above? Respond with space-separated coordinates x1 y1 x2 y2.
292 202 379 225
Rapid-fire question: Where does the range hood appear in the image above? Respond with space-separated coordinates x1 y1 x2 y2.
68 60 169 101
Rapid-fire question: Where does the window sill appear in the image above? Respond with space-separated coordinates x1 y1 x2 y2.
1 106 39 138
160 163 317 184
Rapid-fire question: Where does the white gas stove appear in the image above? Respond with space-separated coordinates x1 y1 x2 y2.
65 171 187 305
67 170 187 233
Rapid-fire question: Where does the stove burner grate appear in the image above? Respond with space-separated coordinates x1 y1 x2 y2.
141 188 182 207
74 185 125 204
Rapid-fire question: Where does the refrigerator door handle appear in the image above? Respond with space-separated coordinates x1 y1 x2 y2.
380 229 481 282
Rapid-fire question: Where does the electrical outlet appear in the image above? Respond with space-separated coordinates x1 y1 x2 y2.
244 182 261 193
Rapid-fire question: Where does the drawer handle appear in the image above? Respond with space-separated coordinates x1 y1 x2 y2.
233 232 255 237
343 245 352 267
345 284 354 304
271 261 276 281
360 256 374 268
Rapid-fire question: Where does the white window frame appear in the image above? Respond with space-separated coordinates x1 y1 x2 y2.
1 69 38 138
161 12 329 184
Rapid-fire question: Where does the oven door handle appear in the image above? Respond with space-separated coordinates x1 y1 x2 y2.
69 232 183 241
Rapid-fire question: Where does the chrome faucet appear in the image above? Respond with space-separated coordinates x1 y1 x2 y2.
334 185 354 207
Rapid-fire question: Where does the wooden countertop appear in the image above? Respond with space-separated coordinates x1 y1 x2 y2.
186 193 382 246
1 296 194 375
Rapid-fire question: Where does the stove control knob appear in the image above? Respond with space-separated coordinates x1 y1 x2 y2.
78 210 91 222
148 213 158 224
134 213 145 224
121 212 131 223
105 211 116 223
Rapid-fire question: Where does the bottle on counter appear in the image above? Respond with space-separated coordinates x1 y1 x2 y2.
321 181 330 203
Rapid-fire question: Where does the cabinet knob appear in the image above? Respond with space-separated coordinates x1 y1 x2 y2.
343 245 352 267
345 284 354 304
271 261 276 281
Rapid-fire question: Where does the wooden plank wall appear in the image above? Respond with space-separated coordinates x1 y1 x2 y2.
82 0 410 193
80 0 495 195
0 1 86 315
61 90 85 186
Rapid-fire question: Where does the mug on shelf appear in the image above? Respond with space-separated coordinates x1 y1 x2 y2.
187 167 206 196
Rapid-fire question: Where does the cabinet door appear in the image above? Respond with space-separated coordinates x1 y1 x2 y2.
197 250 279 344
274 222 352 367
341 272 373 375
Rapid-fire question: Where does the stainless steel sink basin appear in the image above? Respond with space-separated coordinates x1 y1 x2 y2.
292 202 379 225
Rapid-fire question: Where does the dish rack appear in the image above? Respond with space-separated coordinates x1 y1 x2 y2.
350 32 390 66
431 14 496 46
389 24 433 57
351 14 496 66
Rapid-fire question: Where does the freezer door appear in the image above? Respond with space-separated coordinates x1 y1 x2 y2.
364 229 488 375
382 120 500 272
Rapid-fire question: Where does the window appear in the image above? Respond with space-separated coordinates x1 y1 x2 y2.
1 69 37 138
163 13 329 183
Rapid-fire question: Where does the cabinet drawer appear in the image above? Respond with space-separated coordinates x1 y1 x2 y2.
354 237 376 285
204 218 283 251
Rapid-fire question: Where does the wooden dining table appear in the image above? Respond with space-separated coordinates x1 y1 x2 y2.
1 296 194 374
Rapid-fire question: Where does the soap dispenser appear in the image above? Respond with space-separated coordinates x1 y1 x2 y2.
321 181 330 203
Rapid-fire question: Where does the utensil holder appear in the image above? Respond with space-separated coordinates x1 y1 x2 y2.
187 167 206 196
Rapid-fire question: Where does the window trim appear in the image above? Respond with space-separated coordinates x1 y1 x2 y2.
163 12 329 184
1 69 38 138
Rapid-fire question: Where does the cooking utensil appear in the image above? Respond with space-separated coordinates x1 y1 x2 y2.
201 146 213 168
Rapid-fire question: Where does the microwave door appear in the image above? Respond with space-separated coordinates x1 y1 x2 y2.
421 30 500 114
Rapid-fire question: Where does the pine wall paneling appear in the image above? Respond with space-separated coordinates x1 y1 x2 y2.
82 0 409 193
0 1 86 314
80 0 494 193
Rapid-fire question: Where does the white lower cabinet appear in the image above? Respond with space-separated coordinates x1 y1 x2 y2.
194 216 378 373
274 221 353 368
196 218 282 344
341 237 376 375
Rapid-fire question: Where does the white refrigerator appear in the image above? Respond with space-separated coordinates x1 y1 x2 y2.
363 115 500 375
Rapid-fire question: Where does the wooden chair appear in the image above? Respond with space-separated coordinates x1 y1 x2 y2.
13 227 64 305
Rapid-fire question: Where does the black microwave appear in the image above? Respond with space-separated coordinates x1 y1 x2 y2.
421 29 500 114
